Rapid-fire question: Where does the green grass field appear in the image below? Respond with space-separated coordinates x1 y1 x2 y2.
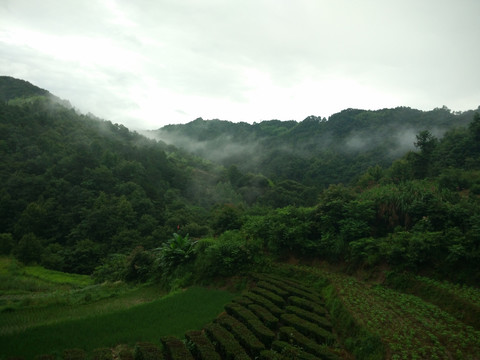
0 286 234 359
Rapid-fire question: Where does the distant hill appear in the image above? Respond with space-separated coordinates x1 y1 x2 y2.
0 76 50 101
153 106 479 187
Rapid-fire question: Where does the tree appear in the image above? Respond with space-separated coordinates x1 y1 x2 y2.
15 233 43 264
413 130 437 178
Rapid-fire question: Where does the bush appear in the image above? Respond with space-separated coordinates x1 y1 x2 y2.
203 323 250 360
250 287 285 307
195 231 262 278
271 340 318 360
253 275 320 302
247 303 279 329
160 335 194 360
92 348 113 360
184 330 221 360
224 302 275 346
280 313 335 345
279 327 340 360
63 348 86 360
288 296 325 314
92 254 127 283
133 342 163 360
242 292 283 317
256 281 289 298
125 247 154 282
0 233 14 255
156 233 197 275
259 350 286 360
285 305 327 327
216 313 265 357
322 285 385 360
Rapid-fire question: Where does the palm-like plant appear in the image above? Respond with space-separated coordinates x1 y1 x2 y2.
158 233 197 273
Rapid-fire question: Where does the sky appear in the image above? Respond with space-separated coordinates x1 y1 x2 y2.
1 0 479 130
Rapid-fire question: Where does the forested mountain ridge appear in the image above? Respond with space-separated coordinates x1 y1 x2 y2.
153 107 478 188
1 76 480 287
0 77 240 274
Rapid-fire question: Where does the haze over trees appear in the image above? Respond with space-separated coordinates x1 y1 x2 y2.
2 76 480 360
1 75 480 285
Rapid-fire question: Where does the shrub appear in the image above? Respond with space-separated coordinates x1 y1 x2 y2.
271 340 318 360
256 281 289 298
156 233 197 275
285 306 331 331
322 285 385 360
203 323 250 360
118 347 134 360
258 277 321 303
92 348 113 360
92 254 127 283
215 313 265 357
195 231 261 278
242 292 283 317
280 313 335 345
224 302 275 346
279 327 340 360
160 335 194 360
133 342 163 360
35 355 55 360
184 330 220 360
250 287 285 307
288 296 325 315
259 350 286 360
63 348 86 360
232 296 254 306
247 303 279 329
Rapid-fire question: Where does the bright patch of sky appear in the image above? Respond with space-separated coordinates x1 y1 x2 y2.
1 0 479 129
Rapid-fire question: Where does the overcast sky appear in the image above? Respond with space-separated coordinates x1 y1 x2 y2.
1 0 479 130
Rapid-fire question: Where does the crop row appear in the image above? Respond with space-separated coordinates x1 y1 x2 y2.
17 274 343 360
218 274 342 359
325 272 480 359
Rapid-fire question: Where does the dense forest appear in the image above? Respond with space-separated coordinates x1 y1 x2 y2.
1 75 480 286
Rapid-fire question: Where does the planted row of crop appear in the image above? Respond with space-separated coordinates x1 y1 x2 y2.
203 322 251 360
325 271 480 359
215 313 265 357
216 273 344 359
15 273 344 360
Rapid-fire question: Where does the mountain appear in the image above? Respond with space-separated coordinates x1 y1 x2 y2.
0 76 236 274
1 76 480 284
153 107 478 188
0 76 50 102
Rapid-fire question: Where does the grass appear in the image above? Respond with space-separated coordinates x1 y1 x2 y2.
22 265 93 287
0 284 164 335
0 286 235 360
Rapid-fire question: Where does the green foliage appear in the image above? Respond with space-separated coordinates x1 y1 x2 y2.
14 232 43 264
322 285 385 360
160 336 194 360
124 247 154 283
133 342 163 360
0 286 234 359
156 233 197 275
184 330 221 360
93 254 128 283
0 233 14 255
63 348 87 360
194 231 262 279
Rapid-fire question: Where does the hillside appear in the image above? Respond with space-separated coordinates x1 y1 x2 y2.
1 76 480 360
153 107 477 188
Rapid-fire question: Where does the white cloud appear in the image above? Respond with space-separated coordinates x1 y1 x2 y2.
1 0 479 129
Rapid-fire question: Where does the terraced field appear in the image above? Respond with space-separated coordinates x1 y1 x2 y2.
19 273 345 360
151 273 344 360
6 266 479 359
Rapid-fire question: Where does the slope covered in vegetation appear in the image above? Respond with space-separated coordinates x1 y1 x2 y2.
1 76 480 359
